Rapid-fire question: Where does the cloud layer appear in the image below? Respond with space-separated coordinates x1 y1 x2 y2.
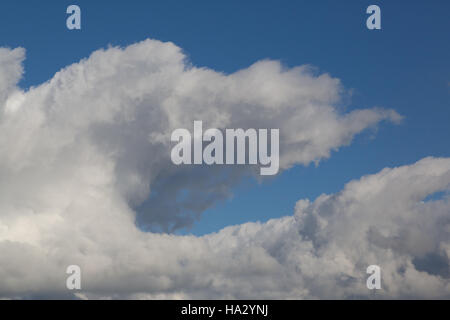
0 40 447 299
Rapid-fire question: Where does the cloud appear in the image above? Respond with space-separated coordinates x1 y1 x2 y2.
0 40 400 232
0 40 440 299
0 155 448 299
0 47 24 105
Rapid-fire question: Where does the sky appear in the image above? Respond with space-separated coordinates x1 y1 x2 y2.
0 0 449 299
1 0 448 235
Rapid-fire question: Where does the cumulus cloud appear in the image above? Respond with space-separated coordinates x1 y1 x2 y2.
0 39 400 232
0 40 443 299
1 155 448 299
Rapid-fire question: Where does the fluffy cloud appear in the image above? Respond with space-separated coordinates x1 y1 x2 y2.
0 39 400 232
1 40 446 299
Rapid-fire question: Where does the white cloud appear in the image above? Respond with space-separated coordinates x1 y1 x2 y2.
1 156 448 299
0 47 24 104
0 40 401 232
0 40 442 299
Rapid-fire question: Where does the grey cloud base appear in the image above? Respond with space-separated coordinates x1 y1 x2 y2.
0 40 448 299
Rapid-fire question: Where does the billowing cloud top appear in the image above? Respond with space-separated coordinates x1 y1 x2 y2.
0 40 447 299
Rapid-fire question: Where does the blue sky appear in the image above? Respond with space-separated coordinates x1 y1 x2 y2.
1 0 448 235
